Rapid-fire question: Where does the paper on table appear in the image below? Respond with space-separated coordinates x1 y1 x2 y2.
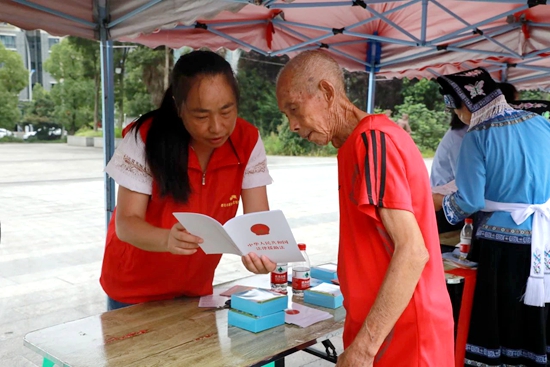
308 283 342 297
219 285 256 297
432 180 458 196
316 263 338 272
199 295 228 308
285 303 332 328
442 248 478 269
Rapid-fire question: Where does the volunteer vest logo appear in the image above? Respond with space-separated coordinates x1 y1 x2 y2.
250 223 270 236
220 194 239 208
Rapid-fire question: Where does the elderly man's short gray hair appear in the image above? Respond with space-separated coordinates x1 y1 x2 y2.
277 50 345 96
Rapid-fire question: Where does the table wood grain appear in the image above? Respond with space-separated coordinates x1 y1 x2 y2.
24 275 345 367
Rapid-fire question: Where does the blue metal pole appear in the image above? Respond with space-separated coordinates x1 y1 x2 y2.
510 72 550 84
367 70 376 114
108 0 163 28
99 6 116 229
11 0 96 27
207 28 270 56
428 3 529 45
366 44 376 113
420 0 428 45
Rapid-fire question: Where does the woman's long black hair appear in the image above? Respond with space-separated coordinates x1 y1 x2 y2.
133 50 240 203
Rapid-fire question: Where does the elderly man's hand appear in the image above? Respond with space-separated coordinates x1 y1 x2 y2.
242 253 276 274
433 193 445 211
336 343 374 367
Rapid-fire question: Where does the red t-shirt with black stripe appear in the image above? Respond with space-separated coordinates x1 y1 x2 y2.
337 114 454 366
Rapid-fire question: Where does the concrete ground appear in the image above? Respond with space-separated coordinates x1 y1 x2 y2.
0 143 433 367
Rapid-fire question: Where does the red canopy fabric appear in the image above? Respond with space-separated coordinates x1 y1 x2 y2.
123 1 550 90
1 1 548 88
0 0 245 39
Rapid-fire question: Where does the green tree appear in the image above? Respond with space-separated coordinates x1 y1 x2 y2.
237 69 284 135
67 37 101 130
0 42 28 129
520 89 550 101
395 96 448 152
45 40 94 134
125 45 171 109
20 83 56 125
401 78 444 111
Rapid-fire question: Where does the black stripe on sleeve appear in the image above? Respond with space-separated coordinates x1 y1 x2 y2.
370 130 378 198
378 132 387 207
361 132 375 205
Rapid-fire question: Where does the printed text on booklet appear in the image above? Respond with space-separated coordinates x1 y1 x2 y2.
173 210 305 263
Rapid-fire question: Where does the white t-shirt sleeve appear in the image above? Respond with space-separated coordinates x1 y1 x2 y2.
104 129 153 195
242 132 273 189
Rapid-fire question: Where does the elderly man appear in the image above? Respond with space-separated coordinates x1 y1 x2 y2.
276 50 454 367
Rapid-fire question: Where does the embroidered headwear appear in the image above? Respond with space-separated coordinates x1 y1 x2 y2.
437 68 512 129
509 100 550 118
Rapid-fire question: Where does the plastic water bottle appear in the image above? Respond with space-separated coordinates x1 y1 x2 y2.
270 263 288 294
292 243 311 297
459 218 474 261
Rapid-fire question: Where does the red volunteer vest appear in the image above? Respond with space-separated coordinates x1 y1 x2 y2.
100 117 258 304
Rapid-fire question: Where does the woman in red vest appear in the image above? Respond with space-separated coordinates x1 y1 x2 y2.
100 50 275 310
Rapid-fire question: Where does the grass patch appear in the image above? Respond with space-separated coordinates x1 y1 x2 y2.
0 136 24 143
421 149 435 158
75 127 122 138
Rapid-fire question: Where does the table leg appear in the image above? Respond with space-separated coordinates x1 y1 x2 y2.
42 358 55 367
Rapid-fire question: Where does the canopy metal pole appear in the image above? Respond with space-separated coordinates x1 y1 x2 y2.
366 37 378 114
367 69 376 113
99 5 116 229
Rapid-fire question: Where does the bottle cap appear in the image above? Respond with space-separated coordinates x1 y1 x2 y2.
465 218 473 224
298 243 306 251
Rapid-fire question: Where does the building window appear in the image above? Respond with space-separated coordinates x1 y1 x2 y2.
0 35 16 49
48 37 59 49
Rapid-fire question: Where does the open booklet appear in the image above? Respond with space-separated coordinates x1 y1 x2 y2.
173 210 305 263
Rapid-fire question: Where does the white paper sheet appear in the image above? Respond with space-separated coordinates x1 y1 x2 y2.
284 303 333 328
198 295 229 308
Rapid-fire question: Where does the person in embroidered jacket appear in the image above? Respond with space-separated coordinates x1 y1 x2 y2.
276 50 454 367
100 50 276 310
431 82 519 235
433 67 550 367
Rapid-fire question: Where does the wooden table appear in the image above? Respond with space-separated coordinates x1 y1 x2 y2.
24 275 345 367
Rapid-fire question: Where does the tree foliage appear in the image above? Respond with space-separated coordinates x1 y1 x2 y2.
45 40 94 134
401 78 444 111
0 42 28 129
237 69 283 136
395 96 449 152
67 37 101 130
20 83 56 125
125 45 170 109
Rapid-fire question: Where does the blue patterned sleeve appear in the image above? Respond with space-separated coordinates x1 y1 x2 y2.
442 131 486 225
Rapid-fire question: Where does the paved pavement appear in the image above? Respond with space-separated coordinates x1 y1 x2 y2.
0 143 433 366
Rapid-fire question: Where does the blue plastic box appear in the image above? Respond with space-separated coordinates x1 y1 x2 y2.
230 288 288 317
304 283 343 309
228 309 285 333
310 263 338 283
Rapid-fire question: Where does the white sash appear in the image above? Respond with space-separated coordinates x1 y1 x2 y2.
482 199 550 307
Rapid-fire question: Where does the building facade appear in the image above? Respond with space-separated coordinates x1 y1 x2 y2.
0 23 60 101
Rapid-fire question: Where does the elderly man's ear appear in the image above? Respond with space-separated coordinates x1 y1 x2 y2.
319 79 336 106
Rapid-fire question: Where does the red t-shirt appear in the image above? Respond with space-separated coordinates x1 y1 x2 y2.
337 114 454 366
